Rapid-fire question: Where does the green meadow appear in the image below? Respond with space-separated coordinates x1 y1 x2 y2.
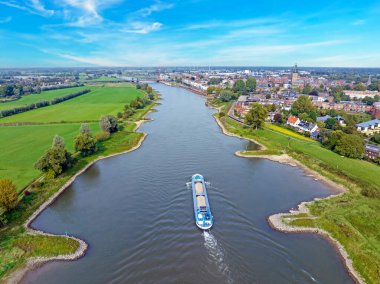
0 123 100 190
0 84 145 190
0 86 144 123
0 86 88 111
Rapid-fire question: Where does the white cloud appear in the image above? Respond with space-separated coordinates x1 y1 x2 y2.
135 1 174 17
59 0 123 27
29 0 54 16
0 16 12 23
58 53 121 66
0 0 54 17
122 22 163 34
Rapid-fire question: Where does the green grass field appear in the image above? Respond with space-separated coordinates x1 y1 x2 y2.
224 117 380 189
0 123 100 190
0 86 144 123
218 114 380 283
0 86 88 111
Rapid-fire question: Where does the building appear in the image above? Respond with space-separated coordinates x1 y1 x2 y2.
291 64 303 87
356 119 380 135
365 144 380 160
287 116 300 127
287 115 319 136
343 90 379 99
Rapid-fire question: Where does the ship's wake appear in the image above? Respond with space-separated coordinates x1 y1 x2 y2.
203 231 233 283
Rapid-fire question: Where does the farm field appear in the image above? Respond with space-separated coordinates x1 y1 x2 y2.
0 85 144 123
0 123 100 190
0 86 88 111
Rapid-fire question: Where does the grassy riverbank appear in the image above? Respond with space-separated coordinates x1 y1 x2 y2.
214 103 380 284
0 84 158 282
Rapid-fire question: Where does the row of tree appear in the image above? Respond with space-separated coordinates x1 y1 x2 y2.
35 115 118 179
120 95 153 119
0 89 90 118
0 83 84 98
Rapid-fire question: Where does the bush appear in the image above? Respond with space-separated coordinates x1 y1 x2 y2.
75 125 97 156
219 111 226 117
0 179 18 211
96 131 110 141
100 115 118 133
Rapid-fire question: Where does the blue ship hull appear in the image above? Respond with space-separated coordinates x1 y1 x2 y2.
191 174 213 230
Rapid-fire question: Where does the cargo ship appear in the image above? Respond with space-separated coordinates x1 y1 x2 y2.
191 174 213 230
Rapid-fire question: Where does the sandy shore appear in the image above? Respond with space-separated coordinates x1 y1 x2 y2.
5 119 150 284
212 110 364 284
267 199 365 284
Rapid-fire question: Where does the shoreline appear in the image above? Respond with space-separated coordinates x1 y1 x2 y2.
212 107 365 284
6 119 150 284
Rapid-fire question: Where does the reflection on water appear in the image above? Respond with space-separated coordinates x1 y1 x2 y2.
23 83 353 284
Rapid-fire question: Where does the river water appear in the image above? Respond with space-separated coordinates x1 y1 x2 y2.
24 83 353 284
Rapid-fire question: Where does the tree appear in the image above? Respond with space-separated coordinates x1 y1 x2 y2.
291 95 315 116
0 179 18 211
302 84 312 94
325 117 337 129
353 83 367 91
233 79 246 94
123 104 136 119
100 115 118 133
219 90 233 102
273 113 283 123
75 124 97 156
246 77 256 92
35 136 72 178
335 134 365 158
244 103 268 129
52 135 65 148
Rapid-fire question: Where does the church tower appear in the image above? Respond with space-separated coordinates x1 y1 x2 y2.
291 63 300 86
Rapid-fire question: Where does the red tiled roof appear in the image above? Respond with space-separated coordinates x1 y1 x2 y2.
287 116 299 124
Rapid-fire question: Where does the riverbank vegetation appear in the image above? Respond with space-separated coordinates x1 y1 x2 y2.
0 83 158 281
213 102 380 284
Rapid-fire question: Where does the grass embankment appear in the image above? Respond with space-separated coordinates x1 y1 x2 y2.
214 103 380 284
0 84 157 281
0 87 88 112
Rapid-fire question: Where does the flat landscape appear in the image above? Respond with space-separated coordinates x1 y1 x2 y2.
0 86 88 111
0 84 145 190
0 85 144 123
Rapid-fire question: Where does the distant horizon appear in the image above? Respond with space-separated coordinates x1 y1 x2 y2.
1 1 380 67
1 65 380 71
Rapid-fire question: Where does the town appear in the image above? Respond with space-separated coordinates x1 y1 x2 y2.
155 65 380 163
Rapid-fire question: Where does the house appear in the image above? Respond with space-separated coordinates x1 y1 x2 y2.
287 116 300 127
297 120 319 133
356 119 380 135
316 115 331 122
317 115 346 125
365 144 380 160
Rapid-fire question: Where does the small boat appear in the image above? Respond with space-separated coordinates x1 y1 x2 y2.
191 174 213 230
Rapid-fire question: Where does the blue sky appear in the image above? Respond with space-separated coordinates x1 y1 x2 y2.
0 0 379 67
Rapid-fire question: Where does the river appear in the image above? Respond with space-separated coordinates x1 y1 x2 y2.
23 83 353 284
